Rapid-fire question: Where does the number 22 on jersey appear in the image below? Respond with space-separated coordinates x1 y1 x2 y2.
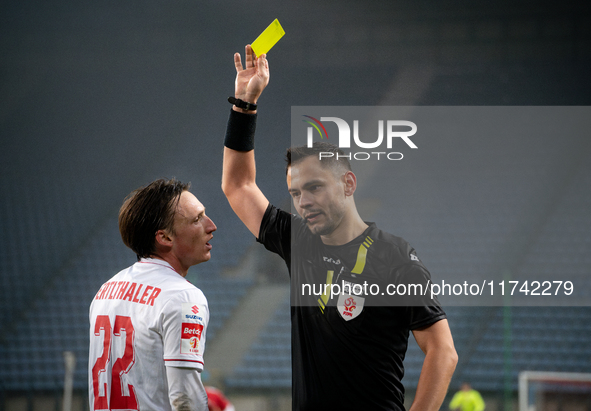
91 315 138 411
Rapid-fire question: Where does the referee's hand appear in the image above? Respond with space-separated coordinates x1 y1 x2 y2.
233 44 269 110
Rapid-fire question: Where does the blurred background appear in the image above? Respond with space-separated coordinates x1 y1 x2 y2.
1 0 590 410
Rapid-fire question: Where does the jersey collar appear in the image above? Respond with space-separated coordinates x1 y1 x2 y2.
138 257 180 275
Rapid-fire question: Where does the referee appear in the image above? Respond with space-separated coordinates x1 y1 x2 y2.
222 45 458 411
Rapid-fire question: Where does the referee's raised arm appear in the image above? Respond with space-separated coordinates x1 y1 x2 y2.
222 44 270 238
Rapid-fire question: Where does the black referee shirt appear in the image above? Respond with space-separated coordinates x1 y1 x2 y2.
258 204 446 411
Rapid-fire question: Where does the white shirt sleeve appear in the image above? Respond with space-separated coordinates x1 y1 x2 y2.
166 366 208 411
162 290 209 370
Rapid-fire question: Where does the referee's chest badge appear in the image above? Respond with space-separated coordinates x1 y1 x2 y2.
337 294 365 321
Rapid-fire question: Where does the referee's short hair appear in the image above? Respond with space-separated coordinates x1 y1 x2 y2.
286 142 352 176
119 178 190 260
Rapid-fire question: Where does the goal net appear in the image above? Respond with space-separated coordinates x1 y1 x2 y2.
519 371 591 411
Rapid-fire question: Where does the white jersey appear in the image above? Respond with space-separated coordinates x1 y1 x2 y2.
88 258 209 410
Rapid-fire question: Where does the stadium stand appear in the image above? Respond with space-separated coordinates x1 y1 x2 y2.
225 297 291 390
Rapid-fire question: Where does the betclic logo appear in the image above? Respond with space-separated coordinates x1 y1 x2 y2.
302 115 418 161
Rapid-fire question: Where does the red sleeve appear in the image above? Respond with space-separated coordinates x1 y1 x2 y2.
205 386 230 409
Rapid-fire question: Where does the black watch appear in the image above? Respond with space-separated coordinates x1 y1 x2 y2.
228 96 257 111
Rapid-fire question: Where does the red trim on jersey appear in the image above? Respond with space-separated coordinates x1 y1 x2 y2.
164 358 204 365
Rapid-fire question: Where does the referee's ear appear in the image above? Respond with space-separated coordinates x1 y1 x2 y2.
155 229 173 249
343 171 357 197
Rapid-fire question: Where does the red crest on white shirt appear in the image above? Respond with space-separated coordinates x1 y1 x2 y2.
337 294 365 321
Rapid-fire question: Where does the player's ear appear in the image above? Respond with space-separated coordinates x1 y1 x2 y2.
155 229 173 248
343 171 357 197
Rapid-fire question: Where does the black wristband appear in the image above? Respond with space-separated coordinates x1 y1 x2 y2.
224 109 257 152
228 96 257 111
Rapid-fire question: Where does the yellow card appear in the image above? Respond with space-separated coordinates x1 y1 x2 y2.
251 19 285 56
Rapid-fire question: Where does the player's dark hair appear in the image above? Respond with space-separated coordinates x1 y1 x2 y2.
119 178 190 260
285 141 352 175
